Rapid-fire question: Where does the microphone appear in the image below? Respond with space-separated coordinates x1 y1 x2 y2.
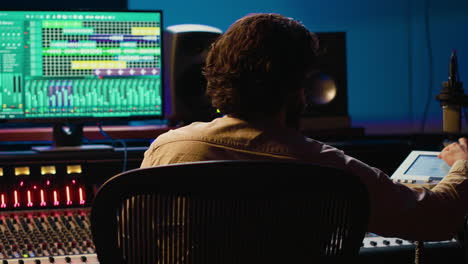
436 50 466 134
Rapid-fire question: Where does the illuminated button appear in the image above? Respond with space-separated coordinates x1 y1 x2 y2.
14 167 30 176
40 166 56 175
66 165 82 174
0 168 3 176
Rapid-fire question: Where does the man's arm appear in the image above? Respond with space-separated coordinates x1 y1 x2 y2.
339 138 468 241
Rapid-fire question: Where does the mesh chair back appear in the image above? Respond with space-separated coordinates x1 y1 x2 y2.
91 160 369 264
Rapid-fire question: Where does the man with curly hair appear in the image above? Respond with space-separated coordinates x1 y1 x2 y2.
141 13 468 241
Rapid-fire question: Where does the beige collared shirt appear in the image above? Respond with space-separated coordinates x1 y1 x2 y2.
141 116 468 241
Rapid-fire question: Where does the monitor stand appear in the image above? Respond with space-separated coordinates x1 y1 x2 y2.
32 123 114 153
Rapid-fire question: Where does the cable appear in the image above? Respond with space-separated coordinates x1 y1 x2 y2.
414 241 424 264
464 107 468 129
420 0 433 133
97 122 128 172
407 0 414 130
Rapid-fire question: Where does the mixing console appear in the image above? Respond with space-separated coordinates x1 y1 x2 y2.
0 156 112 264
359 233 464 264
0 148 463 264
361 233 458 250
0 208 97 264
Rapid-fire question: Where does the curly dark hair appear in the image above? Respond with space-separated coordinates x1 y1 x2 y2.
203 13 319 118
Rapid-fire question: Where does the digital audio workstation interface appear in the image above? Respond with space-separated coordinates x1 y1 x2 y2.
0 10 163 120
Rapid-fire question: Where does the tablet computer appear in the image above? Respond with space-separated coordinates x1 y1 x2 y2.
391 150 450 183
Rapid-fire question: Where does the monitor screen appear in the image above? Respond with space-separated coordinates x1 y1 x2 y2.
0 9 163 122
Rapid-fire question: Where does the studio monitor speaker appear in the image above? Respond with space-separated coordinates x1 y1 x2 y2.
163 24 222 125
301 32 350 131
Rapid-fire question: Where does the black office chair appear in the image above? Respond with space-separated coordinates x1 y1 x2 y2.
91 160 369 264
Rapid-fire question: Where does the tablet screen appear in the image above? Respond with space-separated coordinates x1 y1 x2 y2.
404 155 450 178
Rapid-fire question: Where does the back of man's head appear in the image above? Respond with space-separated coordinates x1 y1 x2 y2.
204 13 319 119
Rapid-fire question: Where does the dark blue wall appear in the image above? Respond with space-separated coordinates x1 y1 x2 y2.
130 0 468 134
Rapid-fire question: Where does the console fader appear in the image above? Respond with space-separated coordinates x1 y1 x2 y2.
0 209 98 264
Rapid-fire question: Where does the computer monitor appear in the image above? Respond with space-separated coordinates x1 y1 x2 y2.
0 9 164 151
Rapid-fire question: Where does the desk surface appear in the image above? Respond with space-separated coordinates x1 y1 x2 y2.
0 125 170 142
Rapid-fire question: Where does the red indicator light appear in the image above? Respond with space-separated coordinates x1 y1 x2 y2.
46 180 50 186
14 191 20 208
53 191 59 206
40 190 46 207
20 181 24 187
1 194 6 208
66 186 72 205
79 188 85 205
72 180 76 184
33 185 37 190
27 191 33 207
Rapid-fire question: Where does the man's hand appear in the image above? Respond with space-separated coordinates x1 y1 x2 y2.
438 137 468 166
